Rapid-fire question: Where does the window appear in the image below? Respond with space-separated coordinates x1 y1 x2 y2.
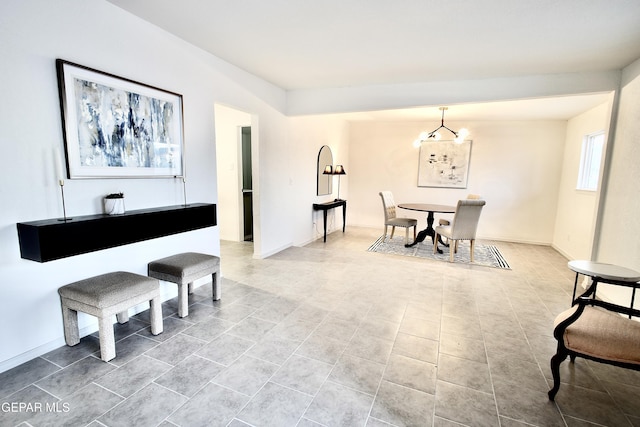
577 131 605 191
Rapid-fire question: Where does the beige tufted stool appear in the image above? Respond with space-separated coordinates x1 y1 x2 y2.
147 252 221 318
58 271 163 362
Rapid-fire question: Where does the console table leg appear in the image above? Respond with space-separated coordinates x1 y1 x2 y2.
323 210 328 242
342 204 346 233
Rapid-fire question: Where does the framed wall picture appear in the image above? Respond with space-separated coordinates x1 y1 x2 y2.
56 59 184 179
418 140 472 188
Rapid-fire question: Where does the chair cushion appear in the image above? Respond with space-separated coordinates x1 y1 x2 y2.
58 271 158 309
148 252 220 283
386 218 417 227
554 305 640 365
434 224 452 238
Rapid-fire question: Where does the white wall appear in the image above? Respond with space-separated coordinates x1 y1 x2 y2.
0 0 290 371
553 101 612 259
594 58 640 307
347 120 567 244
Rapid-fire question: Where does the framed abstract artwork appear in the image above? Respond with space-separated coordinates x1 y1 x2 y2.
417 140 472 188
56 59 184 178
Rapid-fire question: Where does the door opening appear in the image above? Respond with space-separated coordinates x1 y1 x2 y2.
241 126 253 242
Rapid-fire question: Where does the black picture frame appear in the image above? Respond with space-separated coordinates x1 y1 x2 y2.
56 59 185 179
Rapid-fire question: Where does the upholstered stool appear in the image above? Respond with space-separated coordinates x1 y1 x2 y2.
147 252 220 318
58 271 163 362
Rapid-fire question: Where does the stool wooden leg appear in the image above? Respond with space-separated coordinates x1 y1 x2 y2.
177 283 189 318
470 240 475 263
150 296 163 335
61 302 80 346
212 271 220 301
116 310 129 324
98 315 116 362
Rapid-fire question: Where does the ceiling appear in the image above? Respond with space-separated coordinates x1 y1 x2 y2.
106 0 640 120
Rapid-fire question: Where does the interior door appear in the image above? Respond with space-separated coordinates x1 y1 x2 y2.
241 127 253 242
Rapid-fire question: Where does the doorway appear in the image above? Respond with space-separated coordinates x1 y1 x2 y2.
214 103 261 256
241 126 253 242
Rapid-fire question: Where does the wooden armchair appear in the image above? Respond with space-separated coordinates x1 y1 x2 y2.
548 296 640 400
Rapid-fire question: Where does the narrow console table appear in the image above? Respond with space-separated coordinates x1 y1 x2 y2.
17 203 217 262
313 199 346 242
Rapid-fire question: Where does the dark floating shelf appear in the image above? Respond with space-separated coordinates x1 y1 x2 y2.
17 203 217 262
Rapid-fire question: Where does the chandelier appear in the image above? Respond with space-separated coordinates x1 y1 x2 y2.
413 107 469 147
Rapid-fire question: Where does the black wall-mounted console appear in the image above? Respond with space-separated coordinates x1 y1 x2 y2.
17 203 217 262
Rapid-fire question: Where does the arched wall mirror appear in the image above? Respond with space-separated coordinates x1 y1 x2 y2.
317 145 333 196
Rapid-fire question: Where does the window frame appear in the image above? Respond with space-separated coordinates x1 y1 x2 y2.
576 130 605 192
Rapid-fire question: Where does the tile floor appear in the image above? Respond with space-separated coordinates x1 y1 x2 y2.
2 227 640 426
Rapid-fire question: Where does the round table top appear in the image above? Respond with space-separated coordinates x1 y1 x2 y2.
568 260 640 282
398 203 456 213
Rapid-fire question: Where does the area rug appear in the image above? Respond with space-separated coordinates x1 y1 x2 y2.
367 236 511 269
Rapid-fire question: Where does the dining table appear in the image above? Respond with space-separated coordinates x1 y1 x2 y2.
398 203 456 249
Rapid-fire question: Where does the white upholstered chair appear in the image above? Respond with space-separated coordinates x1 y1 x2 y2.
433 198 485 262
379 191 417 245
438 194 482 227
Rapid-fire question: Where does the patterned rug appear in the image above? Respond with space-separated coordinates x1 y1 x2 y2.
367 236 511 269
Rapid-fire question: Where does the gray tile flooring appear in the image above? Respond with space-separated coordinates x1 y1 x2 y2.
2 226 640 426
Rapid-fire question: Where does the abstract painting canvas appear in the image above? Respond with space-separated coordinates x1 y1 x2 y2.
417 140 472 188
56 59 184 178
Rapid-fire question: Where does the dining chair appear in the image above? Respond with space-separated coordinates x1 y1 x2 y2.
433 198 485 262
437 194 481 246
379 191 417 245
438 194 481 227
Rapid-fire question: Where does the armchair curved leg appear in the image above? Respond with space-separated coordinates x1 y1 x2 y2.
548 348 568 401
